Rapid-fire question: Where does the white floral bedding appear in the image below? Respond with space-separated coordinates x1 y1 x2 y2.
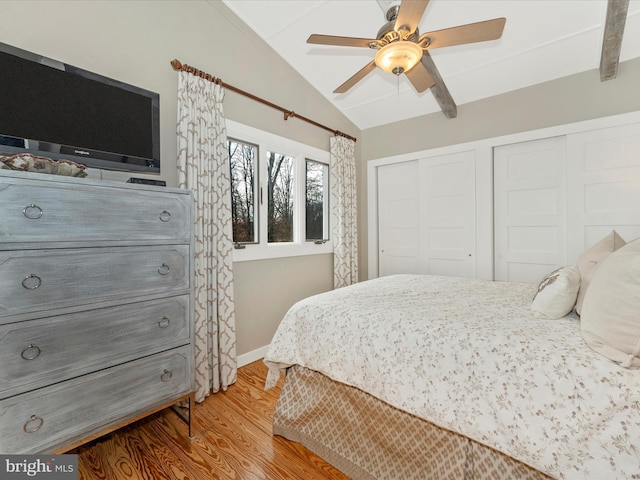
264 274 640 480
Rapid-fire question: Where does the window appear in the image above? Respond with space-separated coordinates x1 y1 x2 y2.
305 159 329 241
227 120 332 261
228 139 257 243
266 150 294 243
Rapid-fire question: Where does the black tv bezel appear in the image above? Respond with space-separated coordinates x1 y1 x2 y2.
0 42 161 174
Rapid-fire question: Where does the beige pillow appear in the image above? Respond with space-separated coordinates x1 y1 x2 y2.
531 266 581 319
575 230 626 315
581 238 640 367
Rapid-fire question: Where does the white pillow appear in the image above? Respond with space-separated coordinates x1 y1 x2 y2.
531 266 581 319
575 230 626 315
581 238 640 367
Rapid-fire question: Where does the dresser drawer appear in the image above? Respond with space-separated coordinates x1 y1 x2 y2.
0 245 190 320
0 176 192 245
0 346 193 454
0 295 191 399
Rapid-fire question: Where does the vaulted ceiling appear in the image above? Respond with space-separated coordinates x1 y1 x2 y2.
222 0 640 130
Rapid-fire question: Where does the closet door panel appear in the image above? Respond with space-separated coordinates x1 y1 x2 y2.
494 136 567 283
377 161 420 276
567 122 640 262
376 153 476 279
419 151 476 278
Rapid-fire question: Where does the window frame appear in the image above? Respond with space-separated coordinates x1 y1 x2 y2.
228 137 259 245
227 119 333 262
305 158 330 242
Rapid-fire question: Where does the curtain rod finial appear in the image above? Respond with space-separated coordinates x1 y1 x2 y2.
171 59 183 71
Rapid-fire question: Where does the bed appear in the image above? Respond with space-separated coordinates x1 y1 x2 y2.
264 234 640 480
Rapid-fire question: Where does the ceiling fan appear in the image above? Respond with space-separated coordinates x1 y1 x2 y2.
307 0 506 118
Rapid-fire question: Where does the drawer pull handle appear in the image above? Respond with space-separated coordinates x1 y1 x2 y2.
159 210 172 222
22 274 42 290
24 415 44 433
23 204 43 219
21 344 41 361
158 263 170 275
160 369 173 382
158 317 171 328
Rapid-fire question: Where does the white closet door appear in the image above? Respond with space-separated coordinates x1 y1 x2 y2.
567 122 640 261
494 136 567 283
377 160 420 276
377 153 476 278
419 151 476 278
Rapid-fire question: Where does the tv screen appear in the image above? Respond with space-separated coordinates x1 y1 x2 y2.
0 42 160 173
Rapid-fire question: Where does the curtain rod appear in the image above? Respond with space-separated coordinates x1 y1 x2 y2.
170 59 357 143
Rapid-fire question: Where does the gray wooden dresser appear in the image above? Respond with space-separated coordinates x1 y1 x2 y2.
0 170 195 454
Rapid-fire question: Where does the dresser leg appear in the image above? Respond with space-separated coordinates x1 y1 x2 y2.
187 392 195 439
170 392 196 440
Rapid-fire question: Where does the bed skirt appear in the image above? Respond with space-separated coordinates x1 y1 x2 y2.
273 365 552 480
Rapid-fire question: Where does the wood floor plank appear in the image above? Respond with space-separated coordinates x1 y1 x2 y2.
76 441 114 480
74 360 349 480
197 397 332 480
105 422 173 480
137 416 209 480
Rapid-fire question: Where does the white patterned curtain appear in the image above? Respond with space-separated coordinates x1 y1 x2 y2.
176 71 237 402
330 135 358 288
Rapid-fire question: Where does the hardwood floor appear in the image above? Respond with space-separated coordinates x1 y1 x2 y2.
73 360 349 479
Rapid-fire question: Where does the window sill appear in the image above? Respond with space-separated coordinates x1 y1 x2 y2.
232 242 333 262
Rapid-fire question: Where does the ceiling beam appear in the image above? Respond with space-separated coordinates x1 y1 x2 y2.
600 0 629 81
420 52 457 119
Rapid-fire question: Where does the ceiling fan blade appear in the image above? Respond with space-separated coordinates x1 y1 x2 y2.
420 52 457 118
405 60 435 93
395 0 430 34
307 34 375 48
334 61 377 94
424 17 506 49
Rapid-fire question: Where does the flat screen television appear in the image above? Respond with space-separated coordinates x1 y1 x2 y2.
0 42 160 173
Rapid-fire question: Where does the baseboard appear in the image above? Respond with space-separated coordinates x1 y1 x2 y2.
237 345 269 368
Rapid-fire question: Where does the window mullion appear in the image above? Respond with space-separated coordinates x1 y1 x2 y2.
295 154 305 245
258 145 269 247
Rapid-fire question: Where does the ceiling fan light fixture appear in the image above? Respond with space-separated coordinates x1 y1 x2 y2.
374 41 422 75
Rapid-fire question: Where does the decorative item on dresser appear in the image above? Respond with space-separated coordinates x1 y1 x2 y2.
0 170 195 454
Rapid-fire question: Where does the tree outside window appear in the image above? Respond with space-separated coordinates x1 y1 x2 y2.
267 150 294 243
228 139 257 243
306 159 328 241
